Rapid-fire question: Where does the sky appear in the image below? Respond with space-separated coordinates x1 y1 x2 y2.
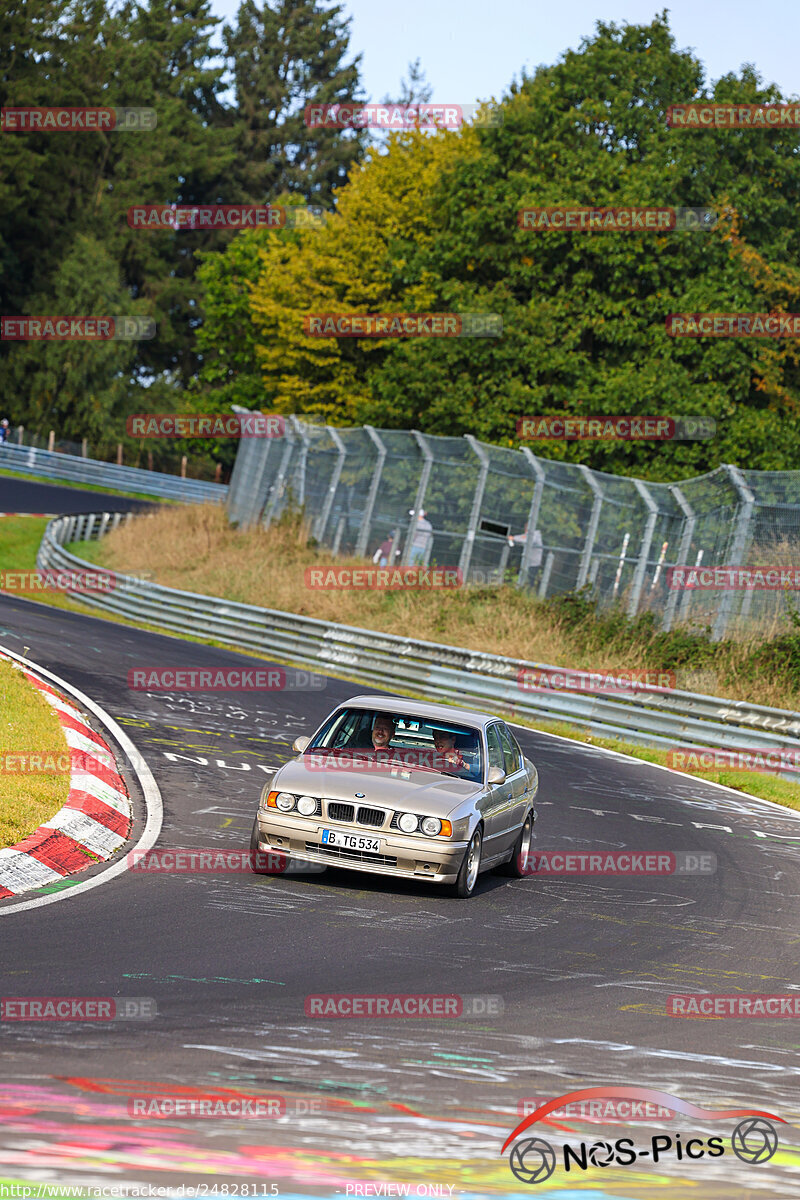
207 0 800 107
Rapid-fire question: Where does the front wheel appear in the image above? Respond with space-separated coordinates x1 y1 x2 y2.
501 812 533 877
453 827 482 898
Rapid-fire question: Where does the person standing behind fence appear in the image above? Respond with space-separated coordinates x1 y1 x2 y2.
508 524 543 588
0 419 9 444
372 531 399 567
407 509 433 566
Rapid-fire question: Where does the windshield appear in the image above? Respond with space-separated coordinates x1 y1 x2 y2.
306 707 483 782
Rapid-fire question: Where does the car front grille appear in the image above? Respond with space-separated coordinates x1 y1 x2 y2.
356 805 386 827
306 842 398 868
326 801 354 822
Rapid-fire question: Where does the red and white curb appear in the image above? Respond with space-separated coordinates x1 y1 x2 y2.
0 512 57 518
0 654 132 898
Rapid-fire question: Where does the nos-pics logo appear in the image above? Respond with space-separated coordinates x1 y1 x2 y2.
502 1087 783 1184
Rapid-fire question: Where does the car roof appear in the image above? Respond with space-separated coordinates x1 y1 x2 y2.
338 694 502 730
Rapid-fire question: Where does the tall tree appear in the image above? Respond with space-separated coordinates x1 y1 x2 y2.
222 0 366 207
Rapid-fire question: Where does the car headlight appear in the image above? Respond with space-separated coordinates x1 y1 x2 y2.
297 795 319 816
275 792 296 812
397 812 418 833
421 816 442 837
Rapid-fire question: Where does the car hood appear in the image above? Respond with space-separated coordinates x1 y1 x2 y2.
272 756 482 817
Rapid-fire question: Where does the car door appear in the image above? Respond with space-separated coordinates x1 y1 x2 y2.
497 723 530 847
483 723 513 859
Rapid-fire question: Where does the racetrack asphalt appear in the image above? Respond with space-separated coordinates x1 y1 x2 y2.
1 586 798 1197
0 472 157 514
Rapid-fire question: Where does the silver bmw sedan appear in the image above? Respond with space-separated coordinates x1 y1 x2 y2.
250 694 538 898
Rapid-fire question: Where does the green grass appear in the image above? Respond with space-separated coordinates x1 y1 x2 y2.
0 658 71 848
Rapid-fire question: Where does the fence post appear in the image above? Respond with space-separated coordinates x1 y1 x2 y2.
116 443 123 465
627 479 659 617
81 438 88 458
662 485 696 631
712 465 755 641
262 425 296 529
180 455 187 478
458 435 490 581
314 426 346 545
16 425 23 445
400 432 433 567
576 466 604 590
538 551 555 598
288 415 310 509
48 430 55 452
355 425 387 557
519 448 546 588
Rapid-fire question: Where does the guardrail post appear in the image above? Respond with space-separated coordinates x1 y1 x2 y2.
712 464 755 641
459 435 490 580
85 514 97 540
111 512 122 532
662 485 696 631
355 426 387 557
576 466 604 590
519 449 546 588
314 426 346 545
401 432 434 567
628 479 659 617
98 512 111 540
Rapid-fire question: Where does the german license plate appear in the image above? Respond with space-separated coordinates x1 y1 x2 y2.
322 829 380 852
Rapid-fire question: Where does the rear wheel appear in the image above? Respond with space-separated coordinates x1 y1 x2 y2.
501 812 533 877
453 827 482 898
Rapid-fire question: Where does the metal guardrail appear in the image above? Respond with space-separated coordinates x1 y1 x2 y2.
0 442 227 503
36 511 800 777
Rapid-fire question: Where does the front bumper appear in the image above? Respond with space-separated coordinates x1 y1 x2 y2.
255 811 467 885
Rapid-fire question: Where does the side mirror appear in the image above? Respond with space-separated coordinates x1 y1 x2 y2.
292 735 311 753
487 765 506 785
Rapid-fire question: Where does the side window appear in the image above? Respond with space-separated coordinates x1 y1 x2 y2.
498 724 521 775
486 726 505 776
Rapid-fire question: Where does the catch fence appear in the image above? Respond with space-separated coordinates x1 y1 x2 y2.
227 411 800 639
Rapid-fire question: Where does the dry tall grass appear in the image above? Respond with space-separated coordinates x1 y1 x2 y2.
90 504 800 711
